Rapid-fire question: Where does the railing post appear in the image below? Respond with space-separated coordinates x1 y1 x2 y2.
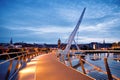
35 52 37 57
27 53 29 61
26 53 29 62
22 55 27 67
32 54 34 58
61 54 65 64
68 53 72 67
6 60 13 80
23 56 25 62
79 55 86 74
21 56 24 63
15 57 20 72
104 57 113 80
30 54 32 59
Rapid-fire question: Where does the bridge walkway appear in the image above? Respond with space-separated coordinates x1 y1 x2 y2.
17 53 94 80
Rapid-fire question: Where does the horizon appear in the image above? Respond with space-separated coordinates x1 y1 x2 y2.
0 0 120 44
0 40 116 44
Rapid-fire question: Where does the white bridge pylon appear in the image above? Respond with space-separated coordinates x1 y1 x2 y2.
63 8 86 55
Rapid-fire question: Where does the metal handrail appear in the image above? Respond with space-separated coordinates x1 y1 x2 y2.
0 53 28 65
0 51 26 56
80 57 119 80
59 53 120 80
0 51 40 80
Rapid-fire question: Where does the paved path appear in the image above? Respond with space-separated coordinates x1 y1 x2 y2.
35 53 94 80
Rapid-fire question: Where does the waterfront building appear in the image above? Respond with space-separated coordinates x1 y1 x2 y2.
112 42 120 49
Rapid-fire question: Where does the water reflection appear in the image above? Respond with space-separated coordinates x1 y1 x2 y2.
84 53 120 79
59 52 120 79
86 53 120 62
89 53 101 61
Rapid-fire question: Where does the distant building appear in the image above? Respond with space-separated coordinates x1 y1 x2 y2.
10 38 13 45
112 42 120 49
9 38 14 48
103 40 105 48
58 38 61 49
89 42 99 50
89 42 112 50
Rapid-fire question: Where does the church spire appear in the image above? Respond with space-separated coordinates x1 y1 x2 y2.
10 38 13 44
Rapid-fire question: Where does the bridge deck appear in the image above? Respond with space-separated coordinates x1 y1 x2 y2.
35 53 94 80
17 53 94 80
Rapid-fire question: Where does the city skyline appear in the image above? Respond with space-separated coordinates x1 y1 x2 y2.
0 0 120 44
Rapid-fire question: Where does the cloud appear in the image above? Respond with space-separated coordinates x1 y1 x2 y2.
1 0 120 43
77 36 119 43
79 18 120 32
5 25 73 34
4 16 120 43
56 7 80 23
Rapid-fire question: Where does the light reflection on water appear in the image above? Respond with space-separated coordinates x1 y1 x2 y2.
61 53 120 79
78 53 120 79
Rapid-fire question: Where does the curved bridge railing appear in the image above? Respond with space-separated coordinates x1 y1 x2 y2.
0 51 40 80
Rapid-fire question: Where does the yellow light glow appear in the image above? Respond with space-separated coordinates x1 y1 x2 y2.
27 61 37 65
17 59 38 80
19 61 37 73
18 64 21 69
19 67 35 73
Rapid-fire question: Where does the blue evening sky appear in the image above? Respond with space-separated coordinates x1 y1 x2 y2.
0 0 120 44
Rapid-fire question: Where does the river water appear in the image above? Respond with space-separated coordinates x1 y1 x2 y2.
76 53 120 79
60 52 120 79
